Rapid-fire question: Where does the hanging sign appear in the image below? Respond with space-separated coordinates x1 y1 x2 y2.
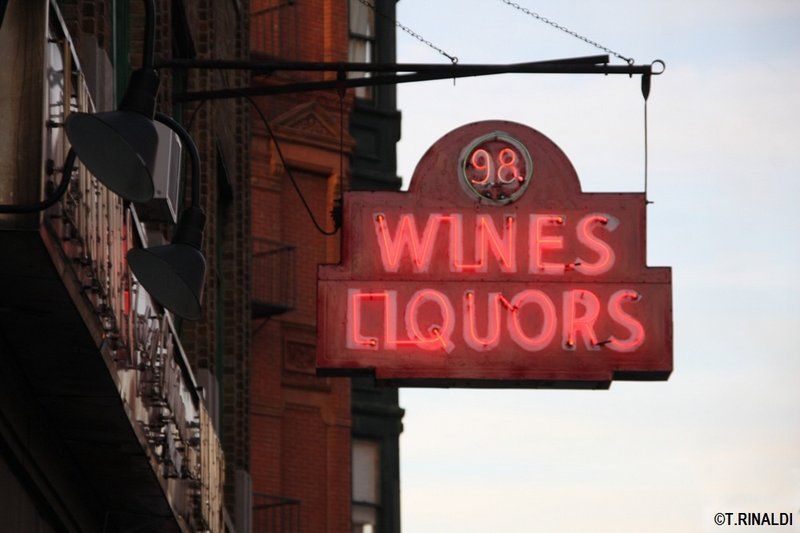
317 121 672 388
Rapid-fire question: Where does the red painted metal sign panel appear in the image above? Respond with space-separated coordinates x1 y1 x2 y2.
317 121 672 388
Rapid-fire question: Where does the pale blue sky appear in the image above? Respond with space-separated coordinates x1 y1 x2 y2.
394 1 800 531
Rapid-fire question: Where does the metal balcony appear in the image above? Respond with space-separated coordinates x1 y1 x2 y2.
252 238 296 318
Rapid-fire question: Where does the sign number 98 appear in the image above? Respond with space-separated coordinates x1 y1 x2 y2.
460 132 533 204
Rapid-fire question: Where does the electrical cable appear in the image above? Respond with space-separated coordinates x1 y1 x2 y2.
644 98 649 202
337 87 345 227
187 98 208 131
244 95 339 236
0 149 77 213
142 0 156 68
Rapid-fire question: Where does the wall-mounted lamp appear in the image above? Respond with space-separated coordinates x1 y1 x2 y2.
1 0 207 320
64 0 160 203
127 113 206 321
64 68 160 203
65 1 207 319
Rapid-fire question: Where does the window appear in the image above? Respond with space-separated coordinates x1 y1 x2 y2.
352 439 381 533
348 0 375 100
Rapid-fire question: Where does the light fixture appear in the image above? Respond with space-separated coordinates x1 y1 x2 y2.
126 113 206 320
59 0 208 321
64 0 159 203
64 69 160 203
127 205 206 320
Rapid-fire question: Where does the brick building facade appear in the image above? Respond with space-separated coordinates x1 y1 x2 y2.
248 1 356 531
248 1 403 532
0 0 402 530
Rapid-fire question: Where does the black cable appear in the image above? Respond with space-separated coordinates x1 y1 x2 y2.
142 0 156 68
328 88 346 230
644 98 649 201
187 98 208 131
0 149 76 214
244 95 339 236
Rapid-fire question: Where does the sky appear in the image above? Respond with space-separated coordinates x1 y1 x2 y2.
392 1 800 531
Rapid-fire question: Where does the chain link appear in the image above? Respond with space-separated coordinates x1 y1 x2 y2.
356 0 458 64
499 0 634 65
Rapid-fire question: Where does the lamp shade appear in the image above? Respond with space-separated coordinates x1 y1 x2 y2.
127 207 206 320
65 68 161 203
65 110 157 203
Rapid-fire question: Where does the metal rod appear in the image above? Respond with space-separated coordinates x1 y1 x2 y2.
0 149 76 213
157 54 611 73
143 0 156 68
174 62 655 103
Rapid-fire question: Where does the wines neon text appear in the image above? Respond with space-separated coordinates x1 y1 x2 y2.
346 212 646 354
373 212 619 275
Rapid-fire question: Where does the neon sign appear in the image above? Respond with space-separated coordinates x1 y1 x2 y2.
318 121 672 388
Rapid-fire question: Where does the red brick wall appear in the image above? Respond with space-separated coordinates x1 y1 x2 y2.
250 1 354 531
174 0 253 514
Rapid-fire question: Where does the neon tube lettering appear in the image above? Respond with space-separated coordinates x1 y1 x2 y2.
448 214 482 272
530 214 565 275
347 289 398 350
497 148 521 183
479 214 516 273
607 290 645 352
374 213 441 273
507 289 557 351
404 289 455 353
574 214 617 276
562 289 601 350
470 148 494 185
463 291 502 351
448 215 516 273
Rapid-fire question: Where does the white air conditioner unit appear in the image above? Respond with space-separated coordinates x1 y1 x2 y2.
135 121 181 224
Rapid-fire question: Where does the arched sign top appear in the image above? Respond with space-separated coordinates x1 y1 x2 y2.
408 120 582 205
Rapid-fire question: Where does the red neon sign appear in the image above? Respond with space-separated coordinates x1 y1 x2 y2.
318 121 672 388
